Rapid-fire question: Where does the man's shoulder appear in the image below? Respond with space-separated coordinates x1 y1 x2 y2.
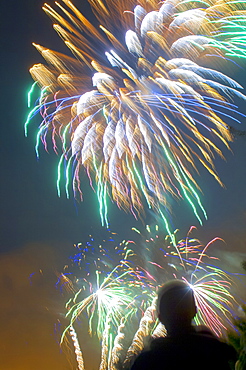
131 331 237 370
130 348 158 370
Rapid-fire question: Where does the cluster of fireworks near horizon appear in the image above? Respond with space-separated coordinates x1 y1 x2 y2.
26 0 246 369
56 225 243 369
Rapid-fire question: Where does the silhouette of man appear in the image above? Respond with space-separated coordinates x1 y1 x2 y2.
131 280 237 370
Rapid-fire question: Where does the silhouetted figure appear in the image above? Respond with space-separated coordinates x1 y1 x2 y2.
131 280 237 370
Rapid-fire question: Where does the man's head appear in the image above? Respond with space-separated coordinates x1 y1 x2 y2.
157 280 197 334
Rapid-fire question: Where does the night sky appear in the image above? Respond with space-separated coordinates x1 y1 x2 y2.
1 0 246 369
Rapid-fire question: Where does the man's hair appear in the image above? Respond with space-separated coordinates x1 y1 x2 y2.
157 280 196 325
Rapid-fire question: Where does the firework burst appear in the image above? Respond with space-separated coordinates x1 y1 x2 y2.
60 233 155 369
134 224 239 336
26 0 246 226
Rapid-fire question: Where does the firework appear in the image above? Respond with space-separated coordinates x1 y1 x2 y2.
69 325 85 370
26 0 246 226
134 224 240 336
123 297 157 369
61 233 154 369
63 252 138 340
